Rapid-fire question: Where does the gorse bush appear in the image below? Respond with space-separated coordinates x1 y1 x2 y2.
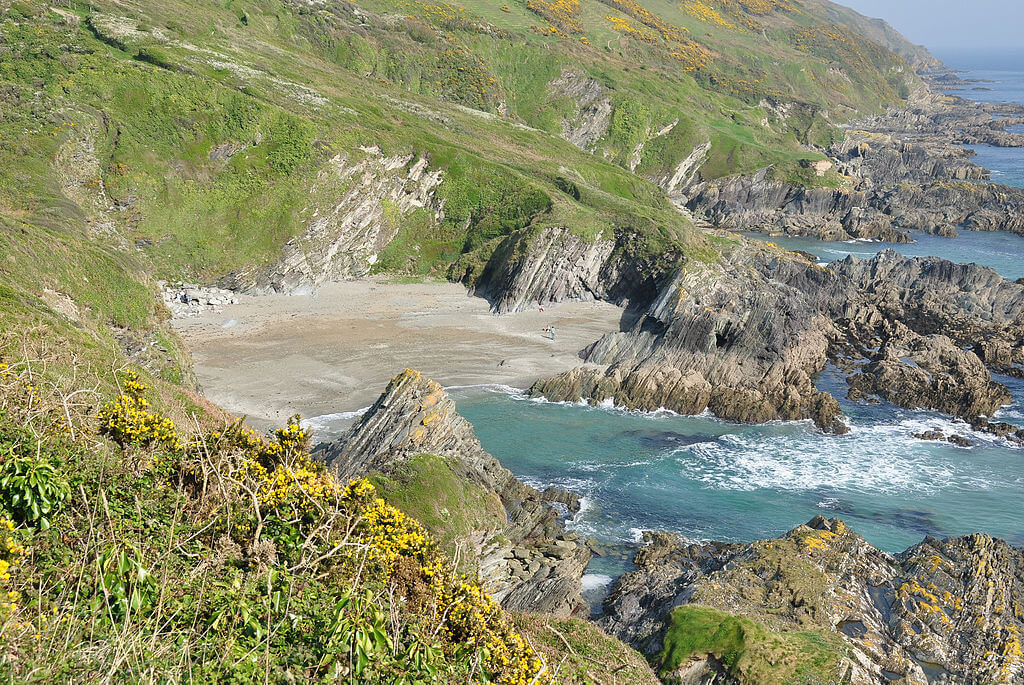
1 366 550 683
97 371 182 452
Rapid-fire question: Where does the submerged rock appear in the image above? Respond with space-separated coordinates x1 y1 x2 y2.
316 369 590 618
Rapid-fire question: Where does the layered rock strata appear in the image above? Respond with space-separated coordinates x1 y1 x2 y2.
316 369 589 618
471 224 680 314
223 148 443 294
531 244 1017 432
600 517 1024 685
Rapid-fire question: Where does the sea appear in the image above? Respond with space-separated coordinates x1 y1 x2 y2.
324 53 1024 606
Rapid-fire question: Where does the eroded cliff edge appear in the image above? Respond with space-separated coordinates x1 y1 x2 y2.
530 242 1024 436
315 369 590 618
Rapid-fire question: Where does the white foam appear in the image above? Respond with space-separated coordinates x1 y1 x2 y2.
301 407 371 432
673 415 1010 496
445 383 523 395
581 574 614 592
516 393 687 420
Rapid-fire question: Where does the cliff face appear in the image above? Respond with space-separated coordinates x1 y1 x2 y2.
470 225 678 314
600 517 1024 685
530 244 1018 432
222 150 444 294
316 369 590 618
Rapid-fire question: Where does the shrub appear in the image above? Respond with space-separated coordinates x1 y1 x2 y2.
0 429 69 530
97 371 182 452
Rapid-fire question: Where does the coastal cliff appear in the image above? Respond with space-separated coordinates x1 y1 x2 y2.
316 369 591 618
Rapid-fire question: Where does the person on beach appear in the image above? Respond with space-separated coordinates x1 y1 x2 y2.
549 325 556 341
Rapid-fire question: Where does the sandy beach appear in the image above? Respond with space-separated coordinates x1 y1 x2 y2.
172 278 625 434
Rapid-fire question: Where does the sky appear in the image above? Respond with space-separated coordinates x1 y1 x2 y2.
839 0 1024 55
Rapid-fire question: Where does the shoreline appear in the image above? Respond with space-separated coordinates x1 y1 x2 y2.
172 277 624 434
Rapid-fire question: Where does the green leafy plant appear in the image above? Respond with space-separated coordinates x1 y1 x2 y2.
93 545 159 622
0 449 70 530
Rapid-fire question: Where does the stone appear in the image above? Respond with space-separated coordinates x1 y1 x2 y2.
600 518 1024 684
315 369 590 618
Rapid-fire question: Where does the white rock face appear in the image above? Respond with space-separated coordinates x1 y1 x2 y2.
224 149 443 294
161 282 239 318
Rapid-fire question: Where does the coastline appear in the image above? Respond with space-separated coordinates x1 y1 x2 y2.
171 276 624 433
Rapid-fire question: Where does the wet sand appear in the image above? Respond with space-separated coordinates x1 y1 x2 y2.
172 278 624 433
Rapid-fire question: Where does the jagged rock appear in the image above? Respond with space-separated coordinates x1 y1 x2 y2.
846 332 1012 419
686 87 1024 242
160 282 239 318
316 369 589 618
601 518 1024 684
834 250 1024 374
531 243 852 432
947 434 972 447
469 224 679 314
223 149 443 294
530 244 1016 432
686 167 911 243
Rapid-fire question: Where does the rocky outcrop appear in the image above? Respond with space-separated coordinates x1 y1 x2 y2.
834 250 1024 376
686 88 1024 242
601 517 1024 685
471 225 679 314
530 243 1015 431
530 243 850 431
686 167 911 243
316 369 590 618
548 69 613 152
846 330 1012 418
223 148 443 294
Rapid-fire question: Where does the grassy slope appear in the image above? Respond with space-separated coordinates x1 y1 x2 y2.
0 1 928 680
658 605 848 684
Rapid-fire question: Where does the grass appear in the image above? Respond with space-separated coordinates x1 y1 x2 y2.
658 605 847 684
511 614 664 685
369 454 507 571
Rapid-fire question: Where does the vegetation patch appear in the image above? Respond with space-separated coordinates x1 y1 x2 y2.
0 358 554 683
658 605 847 684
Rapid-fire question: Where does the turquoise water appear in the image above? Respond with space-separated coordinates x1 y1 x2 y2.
447 63 1024 567
451 376 1024 561
742 230 1024 280
312 59 1024 588
944 65 1024 189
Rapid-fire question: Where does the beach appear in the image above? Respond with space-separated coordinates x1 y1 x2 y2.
171 277 624 433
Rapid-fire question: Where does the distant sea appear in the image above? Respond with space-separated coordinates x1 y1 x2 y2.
756 49 1024 276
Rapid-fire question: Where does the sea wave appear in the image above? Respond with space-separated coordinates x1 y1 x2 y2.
580 574 614 592
672 415 1007 495
301 407 370 432
445 383 524 395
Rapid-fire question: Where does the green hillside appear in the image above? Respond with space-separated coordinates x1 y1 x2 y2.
0 0 928 680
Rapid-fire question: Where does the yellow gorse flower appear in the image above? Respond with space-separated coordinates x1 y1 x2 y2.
97 371 182 451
